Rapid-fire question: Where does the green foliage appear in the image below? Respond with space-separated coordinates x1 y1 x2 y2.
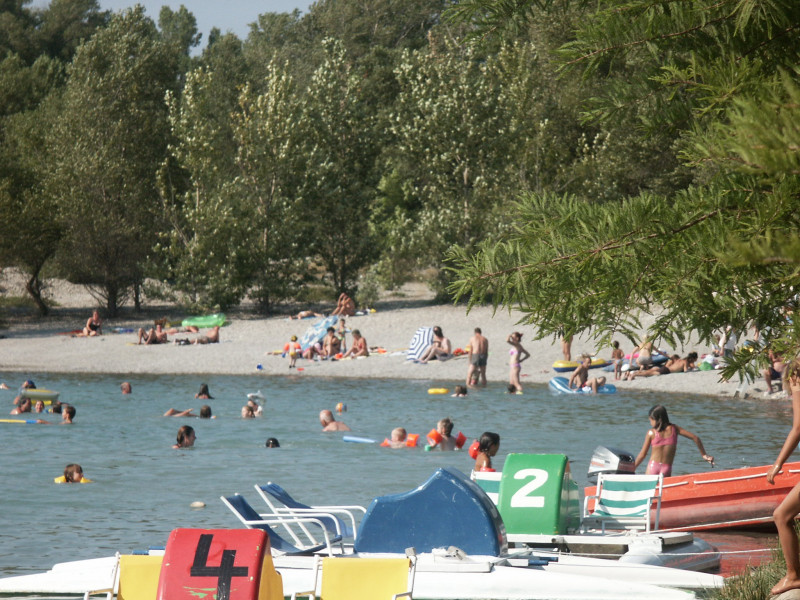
46 6 179 315
446 0 800 373
296 38 381 295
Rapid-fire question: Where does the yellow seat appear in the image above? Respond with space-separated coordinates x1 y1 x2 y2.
118 555 163 600
292 556 415 600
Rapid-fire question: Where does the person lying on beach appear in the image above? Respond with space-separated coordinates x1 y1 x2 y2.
331 293 355 316
138 322 168 345
343 329 369 358
625 364 671 379
665 352 698 373
569 354 607 392
193 325 220 345
290 310 324 319
320 409 350 431
81 310 102 337
166 325 199 334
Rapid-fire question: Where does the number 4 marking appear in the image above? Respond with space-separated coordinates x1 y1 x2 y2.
510 468 549 508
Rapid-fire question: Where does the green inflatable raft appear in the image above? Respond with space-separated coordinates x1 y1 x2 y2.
181 313 226 329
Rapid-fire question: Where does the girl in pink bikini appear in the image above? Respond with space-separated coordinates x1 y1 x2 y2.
633 405 714 476
506 332 530 393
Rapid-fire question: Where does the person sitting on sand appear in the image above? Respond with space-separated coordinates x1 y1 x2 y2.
420 326 453 363
192 325 220 345
331 293 355 317
82 310 102 337
319 409 350 432
322 327 341 358
138 321 168 345
302 341 323 360
343 329 369 358
569 354 607 393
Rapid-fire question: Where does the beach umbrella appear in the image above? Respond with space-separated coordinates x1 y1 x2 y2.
299 315 339 351
407 326 433 361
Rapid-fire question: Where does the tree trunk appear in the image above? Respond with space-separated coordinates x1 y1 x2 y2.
25 272 49 316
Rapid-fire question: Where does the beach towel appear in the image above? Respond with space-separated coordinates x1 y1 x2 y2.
407 326 433 361
299 316 339 351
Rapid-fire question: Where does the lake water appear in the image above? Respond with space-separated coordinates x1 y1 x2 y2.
0 372 783 579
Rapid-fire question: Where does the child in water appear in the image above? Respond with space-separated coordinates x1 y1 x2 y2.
55 463 91 483
474 432 500 472
633 405 714 476
173 425 196 449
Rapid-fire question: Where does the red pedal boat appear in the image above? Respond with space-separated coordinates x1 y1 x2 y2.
586 461 800 531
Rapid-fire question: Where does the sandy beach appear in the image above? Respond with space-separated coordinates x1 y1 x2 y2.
0 270 768 398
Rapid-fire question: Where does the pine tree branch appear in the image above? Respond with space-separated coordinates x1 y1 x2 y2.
474 208 721 280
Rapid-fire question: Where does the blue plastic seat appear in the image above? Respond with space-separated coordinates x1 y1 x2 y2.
221 494 340 555
255 483 364 540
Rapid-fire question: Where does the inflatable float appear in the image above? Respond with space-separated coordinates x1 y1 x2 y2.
21 388 59 401
552 358 609 373
549 376 616 394
180 313 226 329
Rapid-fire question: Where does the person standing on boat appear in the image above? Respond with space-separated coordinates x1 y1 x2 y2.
766 358 800 597
633 405 714 476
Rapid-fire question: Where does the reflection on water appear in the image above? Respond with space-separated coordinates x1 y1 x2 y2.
0 372 785 576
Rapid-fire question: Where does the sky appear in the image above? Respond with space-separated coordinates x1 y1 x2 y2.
36 1 313 48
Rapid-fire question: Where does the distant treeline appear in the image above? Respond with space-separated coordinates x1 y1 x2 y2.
0 0 709 316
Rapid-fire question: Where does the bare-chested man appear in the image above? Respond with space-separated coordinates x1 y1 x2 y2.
319 409 350 432
467 327 489 387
